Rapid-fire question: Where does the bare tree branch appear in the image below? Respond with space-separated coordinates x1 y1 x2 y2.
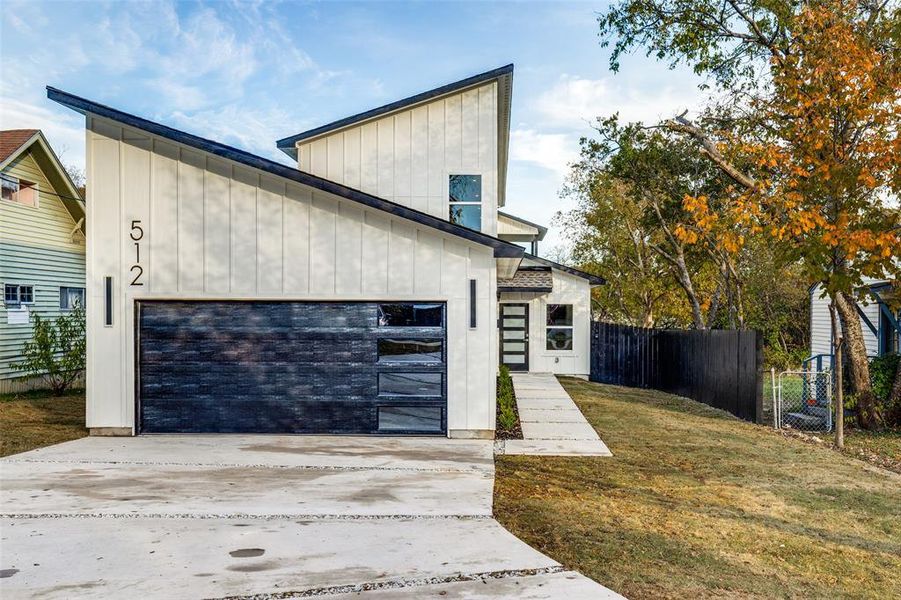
665 113 759 191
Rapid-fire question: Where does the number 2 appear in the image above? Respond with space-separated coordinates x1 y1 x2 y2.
130 265 144 286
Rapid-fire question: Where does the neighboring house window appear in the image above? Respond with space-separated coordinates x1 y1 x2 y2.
60 286 85 310
546 304 573 351
4 284 34 307
448 174 481 231
0 175 37 207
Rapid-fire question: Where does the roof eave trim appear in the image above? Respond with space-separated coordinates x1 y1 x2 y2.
498 286 553 294
47 86 522 259
497 210 548 240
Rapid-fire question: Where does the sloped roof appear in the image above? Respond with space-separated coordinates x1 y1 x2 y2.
498 267 553 293
0 128 85 229
47 87 524 259
276 64 514 207
0 129 40 163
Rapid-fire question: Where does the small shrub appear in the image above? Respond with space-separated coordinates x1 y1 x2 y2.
497 365 517 430
870 353 900 426
12 306 86 394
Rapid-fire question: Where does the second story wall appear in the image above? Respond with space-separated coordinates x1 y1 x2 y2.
297 82 499 237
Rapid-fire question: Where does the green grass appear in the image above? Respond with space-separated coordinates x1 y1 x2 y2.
494 377 901 600
816 428 901 466
0 388 87 457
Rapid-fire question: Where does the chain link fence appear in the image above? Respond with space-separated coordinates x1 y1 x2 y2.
772 370 833 432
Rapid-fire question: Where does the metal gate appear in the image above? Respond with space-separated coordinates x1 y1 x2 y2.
772 370 833 431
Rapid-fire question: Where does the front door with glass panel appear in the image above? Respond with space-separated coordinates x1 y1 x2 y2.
500 304 529 371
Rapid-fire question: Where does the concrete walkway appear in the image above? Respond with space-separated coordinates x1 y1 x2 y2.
496 373 613 457
0 435 623 599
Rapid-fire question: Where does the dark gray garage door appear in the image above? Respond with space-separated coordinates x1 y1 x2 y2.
137 301 447 435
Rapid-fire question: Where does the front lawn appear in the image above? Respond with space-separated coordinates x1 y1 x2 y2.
0 389 87 457
814 428 901 472
494 377 901 600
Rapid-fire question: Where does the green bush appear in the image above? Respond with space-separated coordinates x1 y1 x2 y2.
870 353 900 426
763 339 808 371
497 365 517 430
12 306 86 394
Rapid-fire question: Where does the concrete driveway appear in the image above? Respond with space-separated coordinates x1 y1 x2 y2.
0 436 621 599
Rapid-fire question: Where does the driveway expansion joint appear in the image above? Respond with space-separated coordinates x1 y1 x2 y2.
1 512 493 521
2 458 489 474
206 566 569 599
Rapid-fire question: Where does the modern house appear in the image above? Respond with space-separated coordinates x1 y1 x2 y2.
48 64 602 437
808 280 900 370
0 129 86 394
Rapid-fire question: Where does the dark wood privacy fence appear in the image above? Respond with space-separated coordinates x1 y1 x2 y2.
590 322 764 423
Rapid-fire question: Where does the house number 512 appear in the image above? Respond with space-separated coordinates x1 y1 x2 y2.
129 220 144 286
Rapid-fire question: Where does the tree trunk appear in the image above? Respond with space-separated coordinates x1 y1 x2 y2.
829 302 844 449
833 291 881 429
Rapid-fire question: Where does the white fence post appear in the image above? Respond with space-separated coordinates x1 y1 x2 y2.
771 367 778 429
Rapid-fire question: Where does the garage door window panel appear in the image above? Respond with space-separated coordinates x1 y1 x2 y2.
378 372 443 397
378 303 444 327
378 339 443 363
378 406 443 432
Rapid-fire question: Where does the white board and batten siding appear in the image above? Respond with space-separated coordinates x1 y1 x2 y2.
297 82 499 237
500 267 591 376
85 116 498 436
809 283 881 357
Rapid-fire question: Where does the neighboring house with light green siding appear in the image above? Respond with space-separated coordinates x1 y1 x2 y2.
0 129 86 393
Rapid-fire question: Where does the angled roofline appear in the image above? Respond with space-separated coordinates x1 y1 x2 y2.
47 86 523 259
276 64 514 208
497 210 548 241
276 64 514 154
523 253 605 286
0 129 85 229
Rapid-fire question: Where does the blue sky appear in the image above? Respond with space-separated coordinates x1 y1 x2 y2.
0 0 704 252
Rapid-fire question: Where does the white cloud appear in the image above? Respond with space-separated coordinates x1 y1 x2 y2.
509 128 579 177
0 96 86 168
533 74 704 128
167 104 299 165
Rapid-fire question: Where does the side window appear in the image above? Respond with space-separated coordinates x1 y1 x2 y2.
546 304 573 351
1 175 37 207
1 175 18 201
448 174 481 231
4 284 34 307
60 286 86 310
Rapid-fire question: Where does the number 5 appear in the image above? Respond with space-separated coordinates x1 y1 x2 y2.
130 220 144 241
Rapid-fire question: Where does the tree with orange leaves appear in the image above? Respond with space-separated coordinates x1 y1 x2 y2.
601 0 900 429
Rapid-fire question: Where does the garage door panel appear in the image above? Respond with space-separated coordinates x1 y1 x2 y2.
141 399 378 434
138 301 446 434
141 377 377 399
140 343 378 365
140 301 377 325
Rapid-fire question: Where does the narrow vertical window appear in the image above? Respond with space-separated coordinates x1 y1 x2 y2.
448 174 482 231
469 279 477 328
104 277 113 326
